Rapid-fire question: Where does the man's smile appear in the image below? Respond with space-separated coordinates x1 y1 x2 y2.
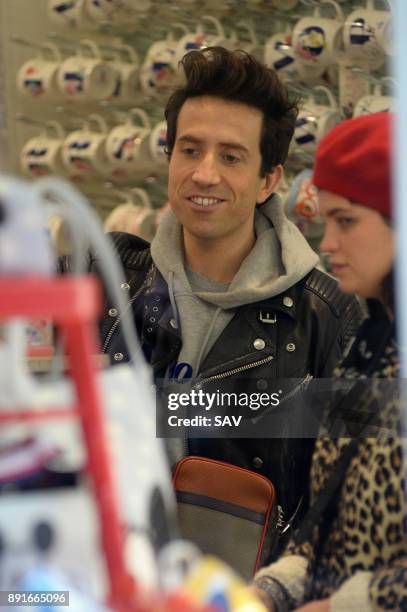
187 195 225 208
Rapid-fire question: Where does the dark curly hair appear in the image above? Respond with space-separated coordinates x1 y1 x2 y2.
164 46 299 177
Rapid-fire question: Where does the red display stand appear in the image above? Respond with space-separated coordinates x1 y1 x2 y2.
0 276 202 612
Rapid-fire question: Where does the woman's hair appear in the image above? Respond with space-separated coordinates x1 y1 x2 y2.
381 217 395 312
381 269 394 312
164 46 299 176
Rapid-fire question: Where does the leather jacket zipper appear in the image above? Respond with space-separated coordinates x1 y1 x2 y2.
283 373 313 400
183 355 275 455
252 373 314 422
101 282 147 355
191 355 275 391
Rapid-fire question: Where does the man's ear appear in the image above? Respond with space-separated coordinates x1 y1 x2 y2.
257 165 283 203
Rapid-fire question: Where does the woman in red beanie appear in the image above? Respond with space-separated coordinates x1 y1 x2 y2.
253 113 406 611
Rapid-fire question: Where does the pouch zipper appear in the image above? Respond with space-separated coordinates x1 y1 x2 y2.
277 504 285 532
280 495 303 535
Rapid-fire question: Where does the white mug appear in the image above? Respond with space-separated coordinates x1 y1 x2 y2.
105 108 152 179
353 79 395 117
375 12 393 56
62 114 109 178
21 121 66 177
47 0 79 26
149 121 168 166
57 39 117 101
343 0 391 68
17 43 62 100
292 0 344 69
81 0 116 23
109 45 140 104
264 31 298 78
173 17 230 69
104 189 157 241
286 169 322 225
293 86 341 152
140 33 181 97
65 0 103 29
338 63 371 118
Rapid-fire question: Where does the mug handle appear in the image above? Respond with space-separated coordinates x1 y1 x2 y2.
88 113 108 133
227 29 239 49
320 0 344 20
130 188 152 209
365 0 391 9
45 121 65 139
313 85 338 108
171 22 190 39
149 121 167 161
195 22 204 35
236 21 259 46
128 108 151 129
39 42 62 62
79 39 102 59
115 44 139 65
202 15 225 38
110 190 142 208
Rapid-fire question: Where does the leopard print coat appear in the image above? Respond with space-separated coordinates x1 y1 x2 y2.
255 301 407 610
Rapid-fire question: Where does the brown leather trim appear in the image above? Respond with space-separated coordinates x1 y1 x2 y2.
173 456 276 514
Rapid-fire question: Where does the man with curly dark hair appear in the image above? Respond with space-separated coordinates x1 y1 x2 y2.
96 47 361 560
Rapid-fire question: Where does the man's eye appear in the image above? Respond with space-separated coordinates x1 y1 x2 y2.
223 153 240 164
182 147 198 156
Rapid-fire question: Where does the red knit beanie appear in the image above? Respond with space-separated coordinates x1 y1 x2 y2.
312 112 393 218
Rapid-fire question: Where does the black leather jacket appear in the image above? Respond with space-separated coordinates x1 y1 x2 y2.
86 232 362 535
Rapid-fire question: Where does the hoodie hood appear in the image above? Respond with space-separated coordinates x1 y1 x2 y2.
151 193 319 310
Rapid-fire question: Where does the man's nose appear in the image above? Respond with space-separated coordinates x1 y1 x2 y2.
191 153 221 186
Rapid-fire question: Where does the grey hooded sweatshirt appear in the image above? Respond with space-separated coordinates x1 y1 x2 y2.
150 194 319 382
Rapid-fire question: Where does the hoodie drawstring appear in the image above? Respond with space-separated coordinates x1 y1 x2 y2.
168 270 180 328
